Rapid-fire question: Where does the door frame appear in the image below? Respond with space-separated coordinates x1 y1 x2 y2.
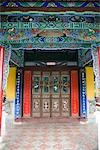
23 66 79 117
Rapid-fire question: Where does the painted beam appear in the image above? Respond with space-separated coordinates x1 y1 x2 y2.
10 43 91 49
0 22 99 30
0 6 100 12
0 37 92 43
0 1 99 8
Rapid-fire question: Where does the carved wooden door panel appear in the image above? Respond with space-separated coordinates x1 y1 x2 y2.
42 72 50 117
61 71 70 117
32 71 41 117
32 70 70 118
51 72 60 117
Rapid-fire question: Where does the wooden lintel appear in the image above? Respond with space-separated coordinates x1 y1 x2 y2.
0 6 100 13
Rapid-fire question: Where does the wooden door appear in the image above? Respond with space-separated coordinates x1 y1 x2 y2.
61 71 70 117
42 72 50 117
51 72 60 117
32 71 41 117
32 70 71 118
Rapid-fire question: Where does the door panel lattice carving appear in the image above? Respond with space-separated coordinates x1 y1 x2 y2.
32 72 41 117
32 71 70 118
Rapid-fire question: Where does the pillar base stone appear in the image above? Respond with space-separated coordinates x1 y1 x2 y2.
89 100 96 114
14 118 22 125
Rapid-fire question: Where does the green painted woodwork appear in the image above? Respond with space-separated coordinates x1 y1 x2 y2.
0 22 99 30
1 2 99 8
0 11 99 15
12 43 91 49
0 13 99 49
11 50 24 67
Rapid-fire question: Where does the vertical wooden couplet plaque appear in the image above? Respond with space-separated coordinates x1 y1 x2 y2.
71 70 79 117
0 46 4 134
23 71 31 117
80 69 87 117
15 70 22 119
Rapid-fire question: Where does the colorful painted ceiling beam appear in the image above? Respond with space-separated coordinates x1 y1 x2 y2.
0 38 98 44
0 1 100 12
0 28 99 42
0 22 99 30
10 43 91 49
1 14 99 24
0 2 99 50
0 1 100 8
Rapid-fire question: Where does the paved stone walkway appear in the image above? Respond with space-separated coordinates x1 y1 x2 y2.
0 117 98 150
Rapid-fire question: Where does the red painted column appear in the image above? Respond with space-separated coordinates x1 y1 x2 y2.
23 71 31 117
98 47 100 78
71 70 79 117
0 46 4 135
